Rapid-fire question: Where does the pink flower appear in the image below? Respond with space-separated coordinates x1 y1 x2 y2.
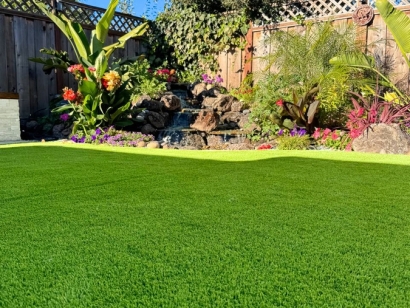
67 64 85 74
312 128 321 140
331 131 339 140
322 128 332 138
349 129 361 139
88 66 96 72
345 143 352 152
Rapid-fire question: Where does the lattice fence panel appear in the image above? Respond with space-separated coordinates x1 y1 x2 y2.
279 0 410 22
0 0 144 33
59 1 144 33
0 0 50 15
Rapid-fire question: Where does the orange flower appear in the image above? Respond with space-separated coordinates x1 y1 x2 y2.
62 87 77 101
102 71 121 92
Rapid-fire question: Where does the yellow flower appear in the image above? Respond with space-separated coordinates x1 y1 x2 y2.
102 71 121 92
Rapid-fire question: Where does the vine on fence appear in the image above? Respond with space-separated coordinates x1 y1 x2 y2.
146 3 249 76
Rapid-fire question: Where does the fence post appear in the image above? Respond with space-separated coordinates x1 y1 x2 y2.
241 23 253 82
51 0 65 95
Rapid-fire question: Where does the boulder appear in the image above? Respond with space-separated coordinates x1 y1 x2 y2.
132 95 151 107
180 134 206 149
202 97 217 109
231 100 245 112
141 123 156 135
352 123 410 154
137 141 147 147
206 135 225 147
190 110 220 133
191 82 207 97
238 114 259 133
147 141 160 149
139 99 164 112
221 111 242 124
52 124 65 139
213 94 235 112
147 111 166 129
26 120 39 131
161 94 181 111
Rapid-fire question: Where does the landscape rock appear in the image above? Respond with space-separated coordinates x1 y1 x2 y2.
221 111 242 124
213 94 235 112
137 141 147 147
191 82 207 97
139 99 164 112
161 94 181 111
132 95 151 107
190 110 220 133
352 123 410 154
141 124 156 135
238 114 258 133
26 120 39 131
180 134 206 149
147 111 166 129
147 141 160 149
206 135 225 147
231 100 245 112
52 124 65 139
202 97 217 109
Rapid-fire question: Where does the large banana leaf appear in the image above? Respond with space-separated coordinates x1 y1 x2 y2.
103 22 149 58
376 0 410 68
330 52 405 98
91 0 119 54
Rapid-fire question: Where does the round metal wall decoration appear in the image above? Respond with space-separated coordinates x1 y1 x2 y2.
352 4 374 26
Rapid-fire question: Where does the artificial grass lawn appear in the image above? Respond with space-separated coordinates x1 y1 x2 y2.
1 143 410 307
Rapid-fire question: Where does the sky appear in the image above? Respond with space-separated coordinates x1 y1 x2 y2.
84 0 166 18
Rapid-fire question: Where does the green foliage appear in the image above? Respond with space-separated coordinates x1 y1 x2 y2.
29 48 75 74
229 74 256 108
117 57 167 100
146 3 248 74
277 134 310 150
251 21 361 136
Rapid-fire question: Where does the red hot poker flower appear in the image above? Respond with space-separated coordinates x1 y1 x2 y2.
62 87 77 101
276 99 284 107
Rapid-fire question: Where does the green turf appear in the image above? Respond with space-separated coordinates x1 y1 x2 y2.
1 143 410 307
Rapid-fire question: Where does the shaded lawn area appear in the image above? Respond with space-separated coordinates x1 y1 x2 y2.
1 143 410 307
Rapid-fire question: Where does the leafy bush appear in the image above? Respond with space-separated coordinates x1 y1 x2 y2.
70 126 155 146
346 92 410 139
252 21 361 135
276 127 311 150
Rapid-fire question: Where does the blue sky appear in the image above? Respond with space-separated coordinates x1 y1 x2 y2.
84 0 166 18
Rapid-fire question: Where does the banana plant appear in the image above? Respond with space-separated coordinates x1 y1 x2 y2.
34 0 148 78
376 0 410 68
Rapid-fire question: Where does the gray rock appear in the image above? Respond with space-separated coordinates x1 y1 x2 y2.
132 95 151 107
352 123 410 154
139 99 164 112
161 95 181 111
206 135 225 147
147 111 166 129
141 124 156 135
191 82 207 97
190 110 220 132
52 124 65 139
202 97 217 109
213 94 235 112
26 121 39 131
180 134 206 149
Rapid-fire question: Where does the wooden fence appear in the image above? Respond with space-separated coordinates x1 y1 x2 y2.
0 0 145 121
217 1 410 91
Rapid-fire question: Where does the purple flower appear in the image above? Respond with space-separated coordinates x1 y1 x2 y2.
290 128 297 137
201 74 209 81
71 135 78 142
215 76 223 84
79 136 86 143
91 135 97 141
95 128 102 135
60 113 70 122
298 128 307 136
278 129 284 136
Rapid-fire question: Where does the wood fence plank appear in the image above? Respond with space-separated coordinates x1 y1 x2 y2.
227 48 242 89
0 14 7 92
27 18 39 116
5 15 17 93
34 20 50 115
46 22 57 102
14 16 30 119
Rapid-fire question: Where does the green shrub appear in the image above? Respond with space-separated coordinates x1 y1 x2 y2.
277 135 311 150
